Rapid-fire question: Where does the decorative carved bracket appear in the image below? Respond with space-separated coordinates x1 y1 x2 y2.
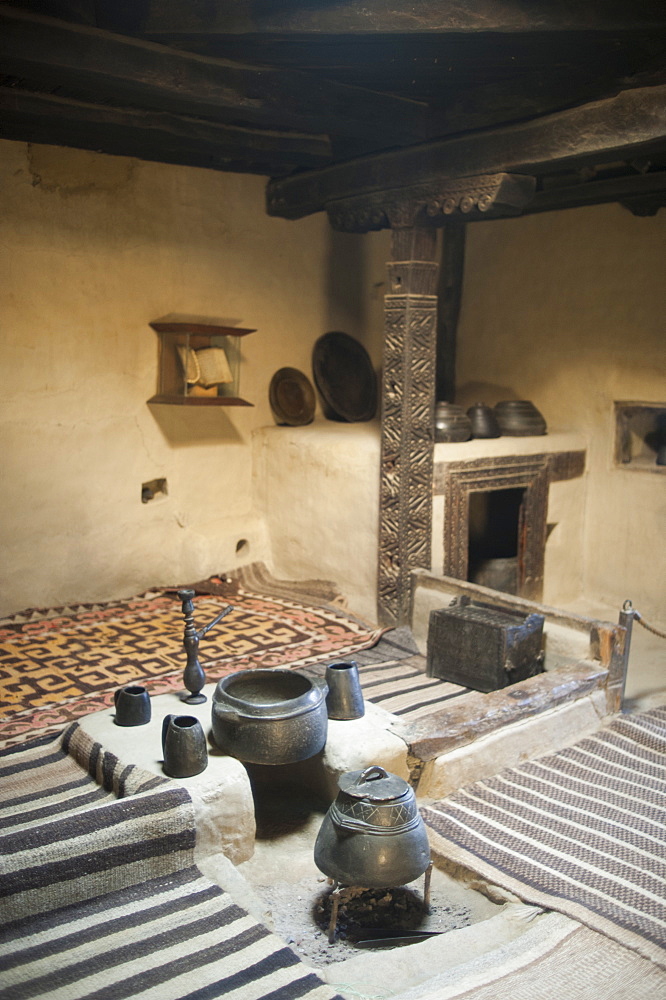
620 193 666 216
323 173 536 232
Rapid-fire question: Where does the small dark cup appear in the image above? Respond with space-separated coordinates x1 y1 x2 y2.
162 714 208 778
114 685 151 727
325 661 365 720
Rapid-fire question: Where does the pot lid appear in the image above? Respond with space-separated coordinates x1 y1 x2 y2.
338 765 412 802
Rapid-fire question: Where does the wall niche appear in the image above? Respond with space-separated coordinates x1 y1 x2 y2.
614 401 666 473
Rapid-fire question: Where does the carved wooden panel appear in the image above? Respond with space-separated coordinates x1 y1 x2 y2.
325 173 535 233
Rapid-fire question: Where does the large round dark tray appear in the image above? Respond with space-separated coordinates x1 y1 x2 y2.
269 367 315 426
312 332 377 422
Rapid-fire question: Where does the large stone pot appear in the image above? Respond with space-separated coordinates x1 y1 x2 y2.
314 765 431 888
211 668 328 765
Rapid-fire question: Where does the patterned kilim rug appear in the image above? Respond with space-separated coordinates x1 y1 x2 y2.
421 707 666 968
0 724 342 1000
0 564 386 748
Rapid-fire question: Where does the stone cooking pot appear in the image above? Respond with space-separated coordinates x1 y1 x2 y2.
314 764 431 888
211 668 328 765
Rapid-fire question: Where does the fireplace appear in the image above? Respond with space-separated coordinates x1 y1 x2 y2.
432 435 587 603
467 486 526 593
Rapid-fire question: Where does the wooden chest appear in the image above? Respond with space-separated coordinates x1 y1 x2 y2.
426 596 545 692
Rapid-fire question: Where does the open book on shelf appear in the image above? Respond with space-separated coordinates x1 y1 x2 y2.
177 345 233 388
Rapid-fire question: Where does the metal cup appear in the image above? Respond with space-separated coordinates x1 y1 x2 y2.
325 661 365 720
113 685 151 727
162 714 208 778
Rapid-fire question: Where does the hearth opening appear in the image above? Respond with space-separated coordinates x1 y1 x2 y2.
467 487 526 595
237 762 494 967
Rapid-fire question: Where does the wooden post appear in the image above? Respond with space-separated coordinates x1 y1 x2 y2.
436 221 466 404
378 221 439 625
312 176 532 627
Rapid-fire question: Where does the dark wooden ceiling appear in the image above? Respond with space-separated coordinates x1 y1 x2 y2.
1 1 665 222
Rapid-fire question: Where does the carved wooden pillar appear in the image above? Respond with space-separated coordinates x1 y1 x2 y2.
314 172 535 626
378 223 439 625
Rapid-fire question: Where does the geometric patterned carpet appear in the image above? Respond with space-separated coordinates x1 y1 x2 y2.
0 564 386 748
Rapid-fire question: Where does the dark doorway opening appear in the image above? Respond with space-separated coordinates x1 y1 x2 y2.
467 488 526 594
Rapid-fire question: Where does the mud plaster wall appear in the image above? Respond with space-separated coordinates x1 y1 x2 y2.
456 204 666 621
0 140 387 616
2 139 664 625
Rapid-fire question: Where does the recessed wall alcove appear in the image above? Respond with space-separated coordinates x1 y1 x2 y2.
614 401 666 473
468 486 526 593
432 434 587 603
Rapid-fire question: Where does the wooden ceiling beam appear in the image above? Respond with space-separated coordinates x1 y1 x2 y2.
0 87 331 175
266 84 666 220
137 0 666 36
0 7 430 145
526 169 666 216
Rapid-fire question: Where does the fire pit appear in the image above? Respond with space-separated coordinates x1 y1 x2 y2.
316 885 438 945
313 764 433 941
237 778 496 970
245 861 475 967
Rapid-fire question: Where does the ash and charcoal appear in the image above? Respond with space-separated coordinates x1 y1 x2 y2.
256 876 473 968
242 778 481 968
317 884 431 941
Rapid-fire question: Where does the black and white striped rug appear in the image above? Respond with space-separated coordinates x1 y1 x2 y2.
0 725 342 1000
337 627 470 722
422 707 666 968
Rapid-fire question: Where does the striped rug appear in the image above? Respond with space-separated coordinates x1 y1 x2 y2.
307 627 471 722
390 916 666 1000
357 658 468 722
421 707 666 967
0 725 342 1000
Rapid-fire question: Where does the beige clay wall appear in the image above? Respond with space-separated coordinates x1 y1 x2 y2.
0 140 384 616
456 204 666 621
3 140 664 627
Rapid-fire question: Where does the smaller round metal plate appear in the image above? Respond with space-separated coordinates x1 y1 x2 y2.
269 367 316 426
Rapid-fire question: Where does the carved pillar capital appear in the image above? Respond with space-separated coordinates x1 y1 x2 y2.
326 173 535 233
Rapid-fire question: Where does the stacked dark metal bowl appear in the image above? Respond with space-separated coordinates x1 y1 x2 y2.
494 400 547 436
434 402 472 442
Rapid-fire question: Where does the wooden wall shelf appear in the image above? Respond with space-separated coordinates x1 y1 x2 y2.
148 394 253 407
148 319 255 407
